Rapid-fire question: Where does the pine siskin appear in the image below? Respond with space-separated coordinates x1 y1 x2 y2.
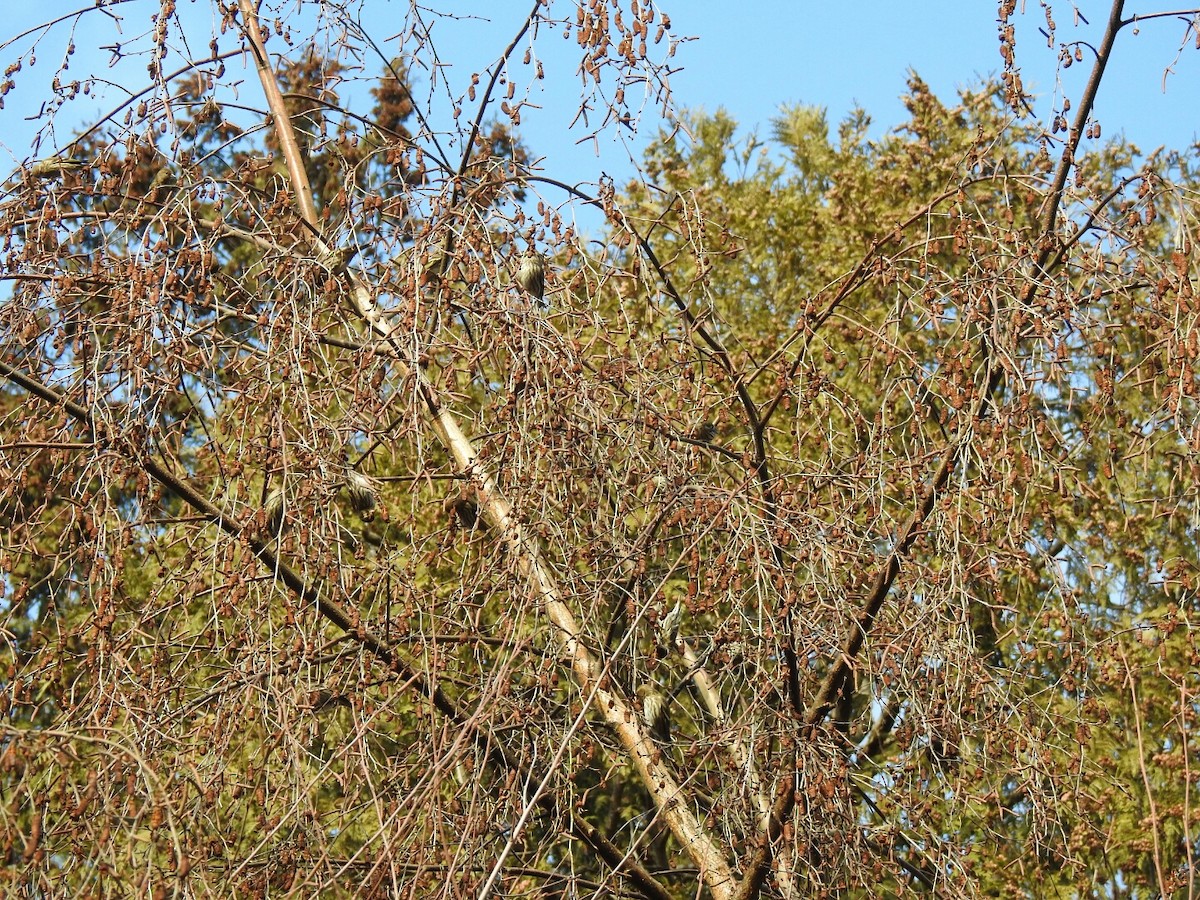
515 250 546 306
444 493 483 530
342 468 378 513
319 246 359 275
658 601 683 648
262 487 288 536
637 683 672 745
147 166 178 200
29 156 87 179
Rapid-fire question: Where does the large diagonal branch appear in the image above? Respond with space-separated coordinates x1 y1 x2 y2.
1036 0 1126 239
237 1 318 227
422 393 738 898
234 1 737 895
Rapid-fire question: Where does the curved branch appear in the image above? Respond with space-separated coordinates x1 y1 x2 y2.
350 18 457 177
456 1 542 190
60 50 245 161
279 90 455 178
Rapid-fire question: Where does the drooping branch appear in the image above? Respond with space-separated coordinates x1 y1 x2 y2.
530 175 802 715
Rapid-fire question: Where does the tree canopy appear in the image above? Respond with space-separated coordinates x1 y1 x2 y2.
1 2 1198 898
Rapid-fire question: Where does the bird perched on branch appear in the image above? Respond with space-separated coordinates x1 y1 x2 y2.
319 246 359 275
636 683 672 745
262 487 288 537
658 601 683 650
515 250 546 306
29 156 87 179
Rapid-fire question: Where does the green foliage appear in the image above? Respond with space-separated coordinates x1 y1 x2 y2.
604 73 1200 897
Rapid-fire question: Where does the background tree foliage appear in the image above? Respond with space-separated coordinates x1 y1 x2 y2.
1 1 1198 898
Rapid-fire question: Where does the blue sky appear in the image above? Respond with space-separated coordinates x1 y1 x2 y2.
664 1 1198 156
392 2 1200 203
3 1 1197 210
513 0 1199 195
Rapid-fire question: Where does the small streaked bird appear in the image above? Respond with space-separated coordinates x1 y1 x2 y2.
29 156 87 179
147 165 178 200
515 250 546 306
658 601 683 649
262 487 288 537
342 467 378 513
319 246 359 275
637 683 672 745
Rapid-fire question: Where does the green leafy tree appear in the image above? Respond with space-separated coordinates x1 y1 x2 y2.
599 47 1200 900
